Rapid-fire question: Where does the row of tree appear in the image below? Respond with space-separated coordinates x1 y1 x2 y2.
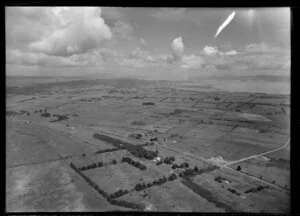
163 156 175 164
94 147 124 155
181 165 218 178
156 156 176 166
134 173 177 192
227 188 240 196
34 109 45 113
150 137 158 142
41 112 51 117
78 159 117 171
122 157 147 170
245 186 269 194
70 162 143 210
171 162 189 169
51 114 68 122
214 176 229 183
70 162 110 196
109 199 144 210
179 166 200 178
128 146 159 160
109 189 129 199
93 133 159 160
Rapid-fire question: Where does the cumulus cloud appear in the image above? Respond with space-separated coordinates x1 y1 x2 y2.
171 37 184 61
181 55 203 69
28 7 111 57
224 50 237 55
201 46 237 56
202 46 220 56
200 43 290 73
140 38 148 46
6 48 77 67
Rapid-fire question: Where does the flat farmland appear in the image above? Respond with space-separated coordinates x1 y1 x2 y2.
229 148 290 190
6 77 290 212
82 162 167 194
116 180 225 212
6 161 127 212
191 168 290 213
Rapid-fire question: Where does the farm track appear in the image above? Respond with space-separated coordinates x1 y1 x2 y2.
226 138 290 166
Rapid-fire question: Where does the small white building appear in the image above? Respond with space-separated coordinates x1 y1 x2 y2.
153 157 161 162
224 180 230 185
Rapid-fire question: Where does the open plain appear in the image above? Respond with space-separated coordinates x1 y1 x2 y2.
6 76 290 212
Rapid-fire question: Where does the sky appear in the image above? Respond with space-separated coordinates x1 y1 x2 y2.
5 7 290 78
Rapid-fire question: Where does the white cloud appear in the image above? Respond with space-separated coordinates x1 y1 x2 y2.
181 55 203 69
224 50 237 55
171 36 184 61
200 43 290 73
28 7 112 56
202 46 220 56
6 48 76 67
140 38 148 46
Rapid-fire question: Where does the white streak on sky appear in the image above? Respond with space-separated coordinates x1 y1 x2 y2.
214 11 236 38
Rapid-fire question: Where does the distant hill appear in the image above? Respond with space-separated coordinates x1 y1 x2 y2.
5 77 148 95
193 75 290 82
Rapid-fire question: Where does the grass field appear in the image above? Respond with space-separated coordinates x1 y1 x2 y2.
6 77 290 212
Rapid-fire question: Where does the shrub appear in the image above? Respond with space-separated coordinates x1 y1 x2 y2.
41 112 51 117
122 157 147 170
156 160 163 166
168 173 177 181
112 159 117 165
227 188 240 196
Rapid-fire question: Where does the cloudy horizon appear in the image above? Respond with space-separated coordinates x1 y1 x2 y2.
6 7 290 78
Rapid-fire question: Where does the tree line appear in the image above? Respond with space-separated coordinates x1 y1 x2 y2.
214 176 231 183
77 159 117 171
179 165 218 178
93 133 159 160
134 173 177 192
171 162 189 169
94 147 125 155
122 157 147 170
156 156 176 166
227 188 240 196
245 186 270 194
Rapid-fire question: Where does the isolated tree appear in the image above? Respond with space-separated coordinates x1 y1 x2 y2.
194 166 199 172
236 166 241 171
